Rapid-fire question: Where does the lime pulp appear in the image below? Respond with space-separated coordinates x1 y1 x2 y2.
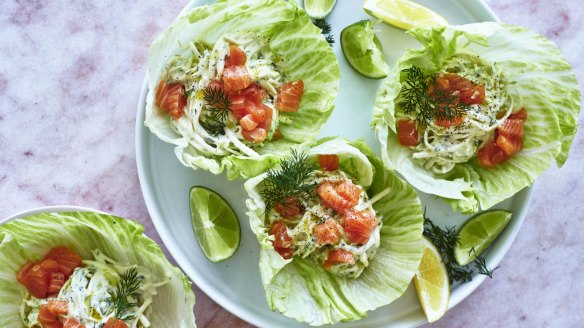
304 0 337 19
454 210 512 266
340 20 389 79
189 186 240 263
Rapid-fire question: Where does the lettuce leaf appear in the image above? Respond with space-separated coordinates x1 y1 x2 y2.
0 212 196 328
372 22 580 214
244 138 424 325
145 0 340 179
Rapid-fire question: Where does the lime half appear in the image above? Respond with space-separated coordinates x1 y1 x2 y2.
189 186 240 262
414 237 450 323
304 0 337 19
454 210 512 266
363 0 448 31
341 20 389 79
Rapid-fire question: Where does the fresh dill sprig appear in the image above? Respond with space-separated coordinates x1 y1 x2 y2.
260 149 317 214
423 210 498 284
470 248 499 278
109 267 143 321
200 85 231 135
313 19 334 46
314 19 332 34
399 66 469 126
203 85 232 122
200 120 226 136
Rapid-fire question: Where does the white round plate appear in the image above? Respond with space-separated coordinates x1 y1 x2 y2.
136 1 533 327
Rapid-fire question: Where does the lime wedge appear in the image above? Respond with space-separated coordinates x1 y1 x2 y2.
304 0 337 19
189 186 240 262
414 237 450 323
363 0 448 31
454 210 512 266
341 20 389 79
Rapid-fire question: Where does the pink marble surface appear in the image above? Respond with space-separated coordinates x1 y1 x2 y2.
0 1 582 327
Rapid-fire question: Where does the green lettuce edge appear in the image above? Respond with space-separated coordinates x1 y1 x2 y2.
244 138 424 325
0 212 196 328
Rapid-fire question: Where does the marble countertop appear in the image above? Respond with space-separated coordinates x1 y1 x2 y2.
1 0 582 327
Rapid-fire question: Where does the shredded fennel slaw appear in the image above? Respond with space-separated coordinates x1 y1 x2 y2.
268 171 383 278
403 53 518 174
163 32 284 158
20 250 168 328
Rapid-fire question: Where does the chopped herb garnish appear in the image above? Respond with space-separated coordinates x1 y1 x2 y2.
423 210 498 284
109 267 143 321
200 85 231 135
399 66 469 126
260 149 317 214
314 19 334 46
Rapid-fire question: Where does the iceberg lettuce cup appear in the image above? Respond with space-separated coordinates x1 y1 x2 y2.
372 23 581 214
145 0 340 179
0 209 196 328
244 138 424 325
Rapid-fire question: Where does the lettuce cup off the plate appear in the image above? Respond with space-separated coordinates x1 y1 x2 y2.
244 138 424 325
145 0 340 180
372 23 581 214
0 212 196 328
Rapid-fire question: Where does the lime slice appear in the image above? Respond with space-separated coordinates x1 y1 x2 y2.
304 0 337 19
189 186 240 262
454 210 512 266
414 237 450 323
363 0 448 31
341 20 389 79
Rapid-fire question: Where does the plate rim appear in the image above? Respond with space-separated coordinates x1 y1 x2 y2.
134 1 535 327
0 205 106 225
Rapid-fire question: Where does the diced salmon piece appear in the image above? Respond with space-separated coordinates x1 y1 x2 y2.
316 181 357 213
62 318 85 328
275 80 304 112
318 154 339 171
274 196 304 218
459 84 485 105
21 263 50 298
239 84 266 103
240 114 259 131
47 300 68 315
247 103 267 123
44 247 82 278
270 221 293 259
17 262 34 285
341 209 378 244
496 134 523 156
270 221 292 250
48 272 66 294
242 127 267 143
222 65 251 92
229 94 250 120
397 119 419 147
323 249 355 270
104 318 128 328
431 73 485 105
313 220 341 245
257 103 273 131
477 142 508 168
38 305 61 328
225 45 247 67
155 80 186 120
336 180 361 204
498 118 524 139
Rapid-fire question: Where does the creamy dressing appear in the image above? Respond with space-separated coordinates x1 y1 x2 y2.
404 53 517 174
268 170 383 278
20 250 167 328
163 32 285 158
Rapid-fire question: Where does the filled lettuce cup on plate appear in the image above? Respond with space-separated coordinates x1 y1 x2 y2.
145 0 340 179
0 210 196 328
372 22 580 214
244 138 424 325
